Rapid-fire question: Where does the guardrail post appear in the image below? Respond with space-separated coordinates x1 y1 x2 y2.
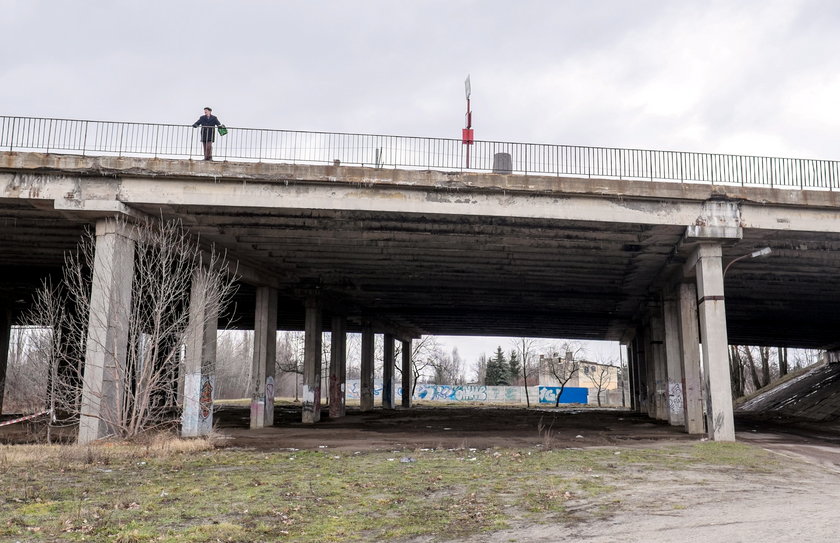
8 117 15 152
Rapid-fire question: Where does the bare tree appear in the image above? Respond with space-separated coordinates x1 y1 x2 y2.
215 331 252 399
584 363 613 407
473 353 488 384
544 341 584 408
24 217 237 440
408 336 443 394
3 326 50 413
276 331 305 400
511 338 541 408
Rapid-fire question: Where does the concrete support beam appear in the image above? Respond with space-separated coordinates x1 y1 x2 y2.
678 282 705 434
401 339 412 408
302 297 322 423
663 291 686 427
382 334 395 409
360 324 374 412
693 244 736 441
329 315 347 418
181 271 220 438
79 219 135 444
0 307 12 415
250 286 277 429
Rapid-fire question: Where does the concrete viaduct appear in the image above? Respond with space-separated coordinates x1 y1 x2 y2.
3 117 840 444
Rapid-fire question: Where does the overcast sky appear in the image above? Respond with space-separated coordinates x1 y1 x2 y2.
3 0 838 364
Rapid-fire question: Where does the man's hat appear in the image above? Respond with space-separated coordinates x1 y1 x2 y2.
204 107 212 111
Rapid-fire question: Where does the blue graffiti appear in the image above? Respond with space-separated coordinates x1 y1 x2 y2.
538 386 588 404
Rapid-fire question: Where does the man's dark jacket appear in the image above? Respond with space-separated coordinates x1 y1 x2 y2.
193 114 221 142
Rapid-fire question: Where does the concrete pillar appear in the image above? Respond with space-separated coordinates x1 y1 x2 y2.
250 286 277 429
181 271 219 438
0 307 12 415
382 334 395 409
650 313 669 421
401 339 412 408
663 291 685 426
78 219 136 444
678 282 705 434
641 326 654 417
633 333 648 413
645 316 667 421
302 297 322 423
626 342 637 412
329 315 347 418
693 244 736 441
360 324 374 411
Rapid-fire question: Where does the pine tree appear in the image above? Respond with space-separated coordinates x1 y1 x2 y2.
485 346 510 386
508 350 521 385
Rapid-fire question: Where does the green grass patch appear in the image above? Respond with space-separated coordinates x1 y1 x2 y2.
0 440 784 542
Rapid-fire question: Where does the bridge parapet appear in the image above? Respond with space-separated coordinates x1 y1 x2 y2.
3 115 839 190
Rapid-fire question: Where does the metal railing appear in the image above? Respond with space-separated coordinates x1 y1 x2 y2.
1 115 837 190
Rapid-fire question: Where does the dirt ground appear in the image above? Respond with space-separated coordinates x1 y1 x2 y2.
217 405 840 542
216 404 695 451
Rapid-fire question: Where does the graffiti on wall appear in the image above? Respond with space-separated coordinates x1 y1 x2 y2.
343 380 590 405
537 386 588 405
415 384 488 402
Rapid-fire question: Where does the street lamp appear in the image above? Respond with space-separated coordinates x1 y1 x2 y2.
723 247 772 277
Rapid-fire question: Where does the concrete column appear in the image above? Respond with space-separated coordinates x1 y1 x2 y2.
382 334 395 409
646 317 668 420
329 315 347 418
693 244 736 441
0 307 12 415
401 339 412 408
360 324 374 411
651 316 668 421
626 342 637 412
633 334 648 413
302 297 322 423
641 327 654 417
250 286 277 429
663 291 685 427
181 271 219 438
79 219 136 444
678 282 705 434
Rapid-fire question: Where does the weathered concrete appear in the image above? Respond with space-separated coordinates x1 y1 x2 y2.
250 286 277 429
648 313 668 421
78 219 135 444
692 244 736 441
360 325 374 412
382 334 395 409
401 339 412 408
0 307 12 414
662 292 686 427
329 315 347 418
181 271 219 438
678 282 705 434
302 297 322 424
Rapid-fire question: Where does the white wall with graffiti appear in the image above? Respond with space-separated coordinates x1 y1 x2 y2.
344 380 613 405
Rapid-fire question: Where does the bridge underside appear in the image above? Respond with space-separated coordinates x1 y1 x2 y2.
3 186 840 348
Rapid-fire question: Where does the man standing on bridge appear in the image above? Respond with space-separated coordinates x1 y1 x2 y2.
192 107 222 160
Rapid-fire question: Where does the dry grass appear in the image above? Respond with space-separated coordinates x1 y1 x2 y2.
0 432 219 467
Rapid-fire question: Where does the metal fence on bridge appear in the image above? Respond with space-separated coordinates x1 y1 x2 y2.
2 115 838 190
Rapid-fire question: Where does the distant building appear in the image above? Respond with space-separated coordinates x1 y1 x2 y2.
539 353 625 406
